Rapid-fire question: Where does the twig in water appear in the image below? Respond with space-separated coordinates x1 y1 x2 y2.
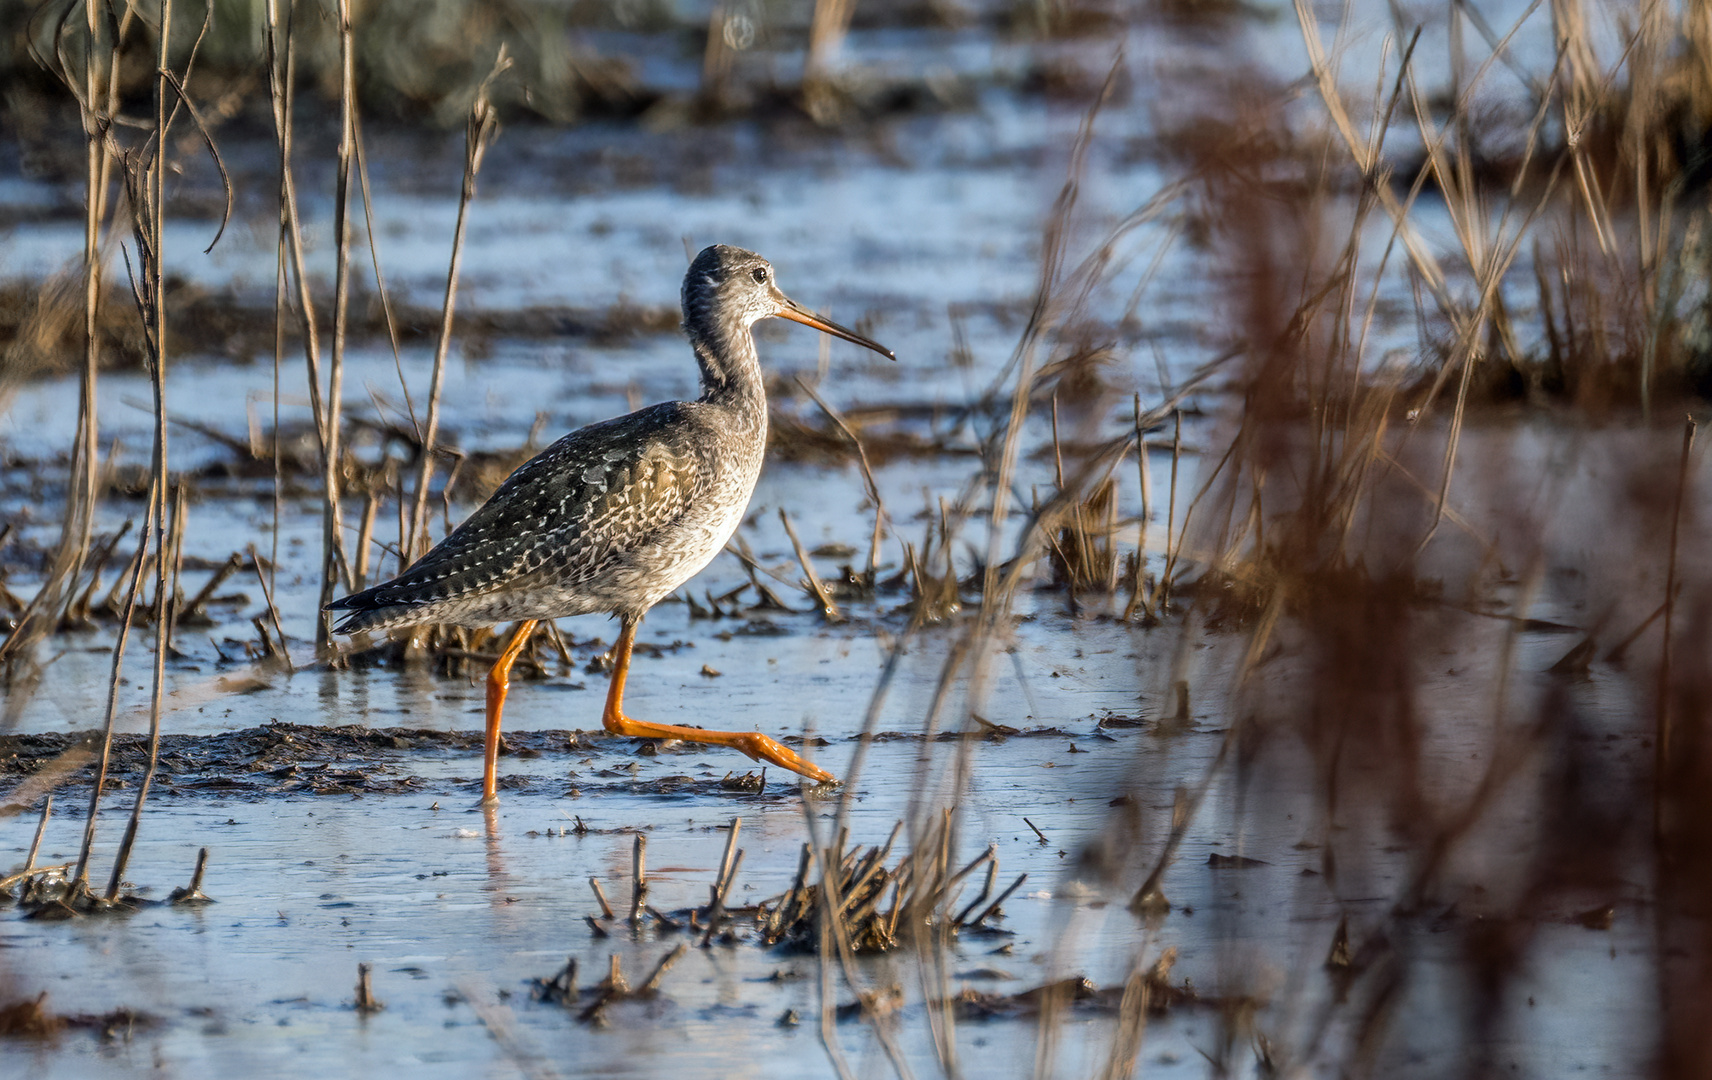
954 857 1000 927
629 833 647 926
25 795 51 872
713 817 743 902
970 873 1028 927
0 863 72 892
169 848 213 904
248 545 293 671
639 942 690 995
646 905 683 931
182 552 241 618
700 815 744 930
536 958 578 1005
588 877 615 919
578 955 631 1023
354 963 384 1013
779 509 842 622
701 849 746 947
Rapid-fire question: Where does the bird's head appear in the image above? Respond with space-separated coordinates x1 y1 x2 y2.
683 245 895 361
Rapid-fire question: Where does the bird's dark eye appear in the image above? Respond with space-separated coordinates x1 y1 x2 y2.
751 267 768 284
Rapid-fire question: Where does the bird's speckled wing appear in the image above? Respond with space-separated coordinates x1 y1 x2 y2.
327 402 713 632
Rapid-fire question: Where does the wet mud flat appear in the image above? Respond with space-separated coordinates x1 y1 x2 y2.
0 716 1107 801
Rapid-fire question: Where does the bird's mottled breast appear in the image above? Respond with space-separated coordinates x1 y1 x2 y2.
609 400 765 600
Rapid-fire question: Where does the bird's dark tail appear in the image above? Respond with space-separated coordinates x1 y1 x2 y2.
324 587 405 635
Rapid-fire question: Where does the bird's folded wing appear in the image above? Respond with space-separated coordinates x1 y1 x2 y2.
330 402 712 618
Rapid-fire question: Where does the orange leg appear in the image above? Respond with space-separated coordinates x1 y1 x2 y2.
602 617 837 784
482 619 539 804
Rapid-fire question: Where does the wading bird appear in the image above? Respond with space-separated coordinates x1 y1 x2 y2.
326 245 894 803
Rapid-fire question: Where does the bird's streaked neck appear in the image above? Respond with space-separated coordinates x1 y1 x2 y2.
687 318 766 407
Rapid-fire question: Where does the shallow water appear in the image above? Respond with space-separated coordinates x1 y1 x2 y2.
0 610 1657 1079
0 437 1669 1077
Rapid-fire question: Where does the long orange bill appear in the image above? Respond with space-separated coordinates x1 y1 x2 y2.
774 297 896 361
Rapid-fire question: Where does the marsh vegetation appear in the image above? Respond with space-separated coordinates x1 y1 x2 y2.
0 0 1708 1076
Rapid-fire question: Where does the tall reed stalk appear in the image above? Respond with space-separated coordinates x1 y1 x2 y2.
405 50 510 567
319 0 358 652
106 0 175 901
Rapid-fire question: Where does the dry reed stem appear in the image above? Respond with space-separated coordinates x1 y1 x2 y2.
24 794 51 872
1399 40 1567 546
354 963 383 1013
1149 412 1182 609
1124 395 1156 621
796 376 890 576
73 3 106 616
0 6 137 667
73 489 155 886
830 632 909 849
803 0 860 119
317 0 360 651
587 877 614 919
406 48 511 564
104 1 179 898
1095 945 1160 1080
1655 415 1697 837
704 816 742 915
629 832 647 925
1293 0 1450 304
65 0 114 645
779 509 841 622
947 59 1125 870
354 492 378 591
351 108 414 442
463 980 562 1080
796 804 913 1080
264 0 330 503
162 476 187 654
264 16 288 596
107 479 182 901
248 546 293 671
261 0 317 608
699 849 745 947
637 942 689 994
